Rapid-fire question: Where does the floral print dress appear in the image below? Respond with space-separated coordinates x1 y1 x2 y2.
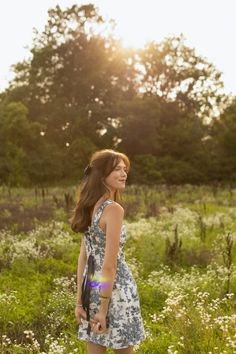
77 199 146 349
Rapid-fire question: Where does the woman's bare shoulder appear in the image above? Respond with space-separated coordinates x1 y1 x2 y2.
105 201 124 216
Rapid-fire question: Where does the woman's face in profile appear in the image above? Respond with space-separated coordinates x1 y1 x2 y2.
104 159 127 191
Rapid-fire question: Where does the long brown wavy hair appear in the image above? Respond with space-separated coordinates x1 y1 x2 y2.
70 149 130 233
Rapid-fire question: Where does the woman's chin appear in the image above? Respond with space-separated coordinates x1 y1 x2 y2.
118 185 125 190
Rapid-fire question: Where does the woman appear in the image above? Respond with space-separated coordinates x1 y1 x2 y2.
70 149 146 354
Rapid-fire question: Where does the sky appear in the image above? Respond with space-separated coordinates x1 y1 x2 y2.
0 0 235 95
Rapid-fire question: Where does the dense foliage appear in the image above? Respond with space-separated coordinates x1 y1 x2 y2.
0 4 235 186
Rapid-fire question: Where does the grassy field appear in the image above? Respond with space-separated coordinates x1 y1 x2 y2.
0 184 236 353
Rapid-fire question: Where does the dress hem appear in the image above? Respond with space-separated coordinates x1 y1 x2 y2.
77 334 146 349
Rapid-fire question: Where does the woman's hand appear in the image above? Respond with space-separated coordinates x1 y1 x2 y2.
75 305 87 325
90 311 109 334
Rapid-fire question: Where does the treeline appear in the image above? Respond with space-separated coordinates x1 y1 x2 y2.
0 4 236 187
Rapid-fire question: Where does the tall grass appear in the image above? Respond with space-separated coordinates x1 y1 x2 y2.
0 184 236 353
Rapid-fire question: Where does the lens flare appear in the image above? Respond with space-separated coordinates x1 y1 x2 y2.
87 274 112 289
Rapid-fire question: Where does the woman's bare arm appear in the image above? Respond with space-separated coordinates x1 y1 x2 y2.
98 203 124 314
75 236 87 305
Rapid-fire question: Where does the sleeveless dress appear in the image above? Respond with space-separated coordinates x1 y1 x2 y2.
77 199 146 349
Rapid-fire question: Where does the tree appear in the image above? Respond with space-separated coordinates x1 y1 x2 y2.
209 98 236 181
9 4 136 149
137 35 227 121
117 95 210 184
0 102 30 185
